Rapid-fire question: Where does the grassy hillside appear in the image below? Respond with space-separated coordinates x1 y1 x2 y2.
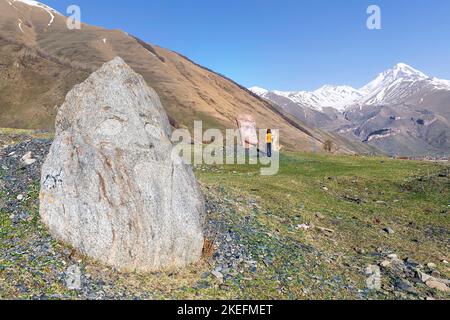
0 133 448 300
0 0 381 154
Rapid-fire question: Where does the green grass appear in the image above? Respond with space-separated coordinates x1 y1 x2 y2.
0 128 54 147
0 128 53 137
0 149 449 300
195 152 450 298
208 152 448 246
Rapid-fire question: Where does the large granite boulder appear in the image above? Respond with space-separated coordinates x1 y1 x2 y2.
39 57 205 272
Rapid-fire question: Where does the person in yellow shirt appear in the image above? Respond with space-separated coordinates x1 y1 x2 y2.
266 129 272 158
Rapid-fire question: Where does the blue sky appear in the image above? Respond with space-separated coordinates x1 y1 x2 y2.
44 0 450 91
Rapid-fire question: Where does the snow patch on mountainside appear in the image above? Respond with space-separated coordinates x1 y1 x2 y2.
367 129 400 142
18 18 24 33
249 86 268 95
13 0 60 13
431 78 450 90
13 0 60 26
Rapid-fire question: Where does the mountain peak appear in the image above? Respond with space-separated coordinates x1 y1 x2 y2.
394 62 413 69
359 63 429 99
388 62 428 79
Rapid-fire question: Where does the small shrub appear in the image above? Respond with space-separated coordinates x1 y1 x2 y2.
323 140 334 153
201 238 215 261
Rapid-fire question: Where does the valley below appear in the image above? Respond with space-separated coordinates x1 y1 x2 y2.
251 63 450 158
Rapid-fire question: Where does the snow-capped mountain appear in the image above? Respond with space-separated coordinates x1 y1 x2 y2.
277 85 363 112
251 85 362 112
358 63 450 106
251 63 450 112
250 63 450 157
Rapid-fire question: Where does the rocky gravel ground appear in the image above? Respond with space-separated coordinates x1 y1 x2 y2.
0 138 449 300
0 139 51 220
0 138 264 299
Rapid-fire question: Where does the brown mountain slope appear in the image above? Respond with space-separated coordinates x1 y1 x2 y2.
0 0 379 154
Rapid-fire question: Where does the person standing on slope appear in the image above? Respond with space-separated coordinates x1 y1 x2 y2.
266 129 272 158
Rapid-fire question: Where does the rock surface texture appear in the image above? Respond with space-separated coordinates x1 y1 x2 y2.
39 57 205 272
